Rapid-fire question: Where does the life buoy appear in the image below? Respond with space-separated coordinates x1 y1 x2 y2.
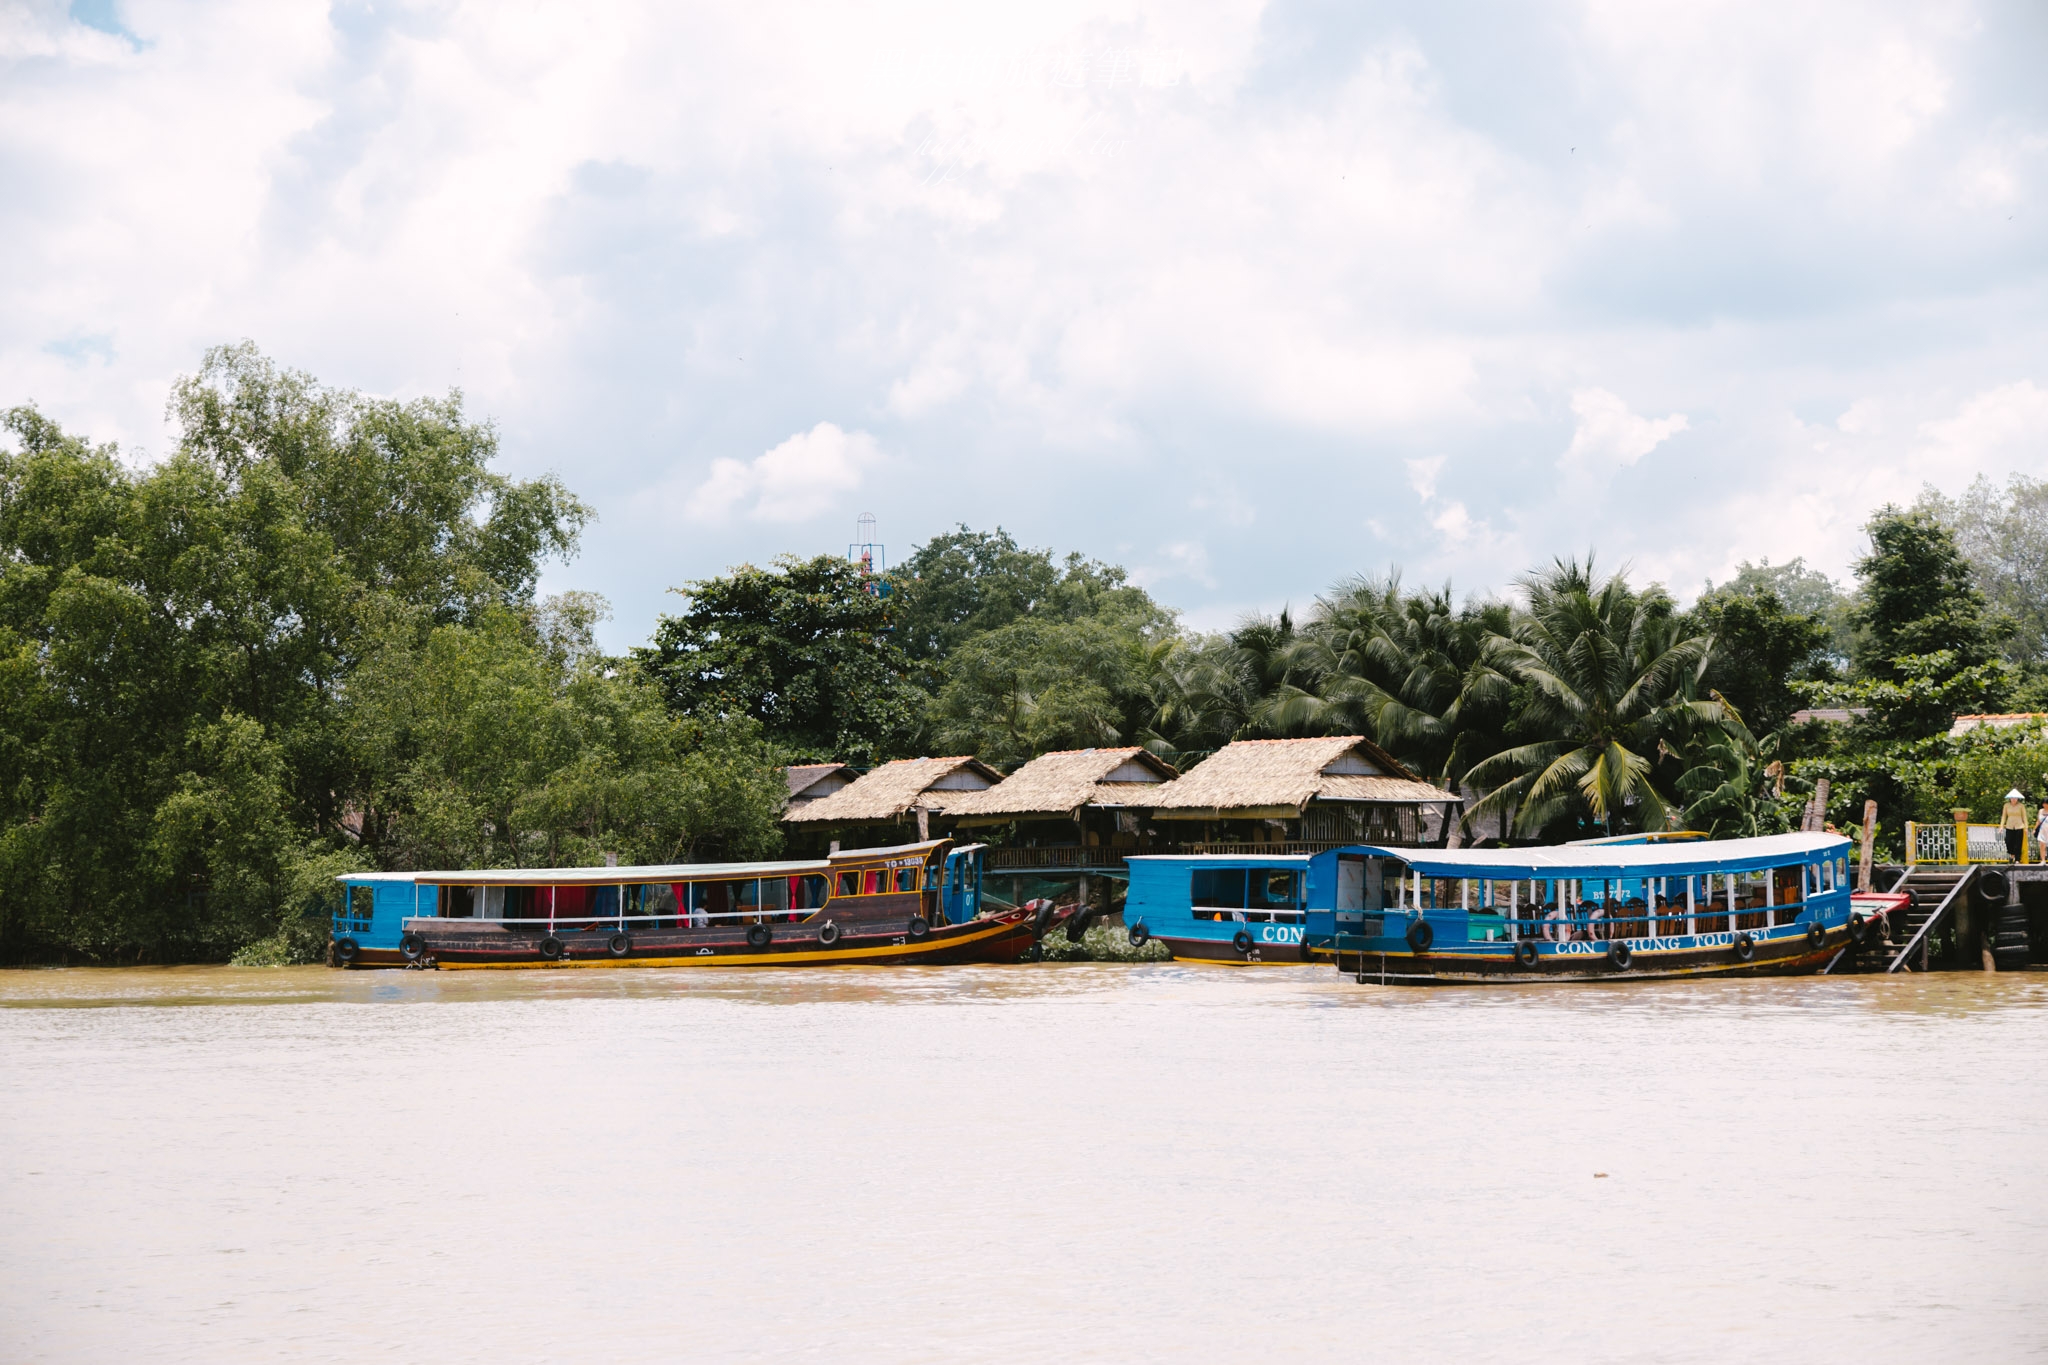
334 936 360 965
1805 923 1826 950
906 915 931 941
1608 941 1632 970
1406 920 1434 953
607 932 632 957
1127 922 1150 948
399 932 425 961
817 921 841 946
747 923 772 949
1232 930 1254 955
538 935 564 960
1732 932 1755 962
1515 940 1540 967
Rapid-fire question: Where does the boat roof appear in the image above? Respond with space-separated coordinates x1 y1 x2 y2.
339 857 830 887
335 839 971 887
1352 831 1851 879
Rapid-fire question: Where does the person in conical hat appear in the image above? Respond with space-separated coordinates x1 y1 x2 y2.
2002 789 2028 863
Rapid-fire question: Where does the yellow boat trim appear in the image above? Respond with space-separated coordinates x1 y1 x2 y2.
433 917 1023 969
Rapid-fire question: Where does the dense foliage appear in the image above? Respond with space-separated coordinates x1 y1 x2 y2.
0 347 787 965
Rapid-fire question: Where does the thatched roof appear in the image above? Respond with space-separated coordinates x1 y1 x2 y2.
782 756 1002 825
1148 736 1458 818
785 763 855 802
944 747 1179 824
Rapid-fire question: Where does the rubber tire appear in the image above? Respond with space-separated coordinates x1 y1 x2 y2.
538 935 564 961
1608 941 1633 969
1406 920 1434 953
398 932 425 961
747 923 772 949
1515 940 1540 967
334 936 360 965
906 915 930 941
1976 870 2010 904
1850 916 1875 947
817 921 841 946
1127 922 1150 948
1299 939 1316 963
1732 932 1755 962
1032 903 1058 939
1806 923 1826 949
1232 930 1255 955
607 932 632 957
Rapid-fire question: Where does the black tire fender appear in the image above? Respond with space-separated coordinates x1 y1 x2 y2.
1732 932 1755 962
1608 940 1632 970
399 932 426 961
538 935 564 961
1232 929 1254 955
1031 902 1058 939
746 923 772 949
817 921 841 946
1977 870 2010 904
906 915 931 941
1806 922 1826 950
1515 939 1540 967
1406 919 1434 953
1127 922 1150 948
607 932 632 957
334 936 360 965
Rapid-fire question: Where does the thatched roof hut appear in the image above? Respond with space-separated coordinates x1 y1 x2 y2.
945 747 1179 826
784 763 856 808
1148 736 1457 819
781 755 1002 828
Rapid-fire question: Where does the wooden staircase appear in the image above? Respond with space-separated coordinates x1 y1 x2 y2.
1878 866 1976 973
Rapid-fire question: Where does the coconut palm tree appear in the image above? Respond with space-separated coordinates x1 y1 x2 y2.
1264 575 1517 790
1464 559 1722 838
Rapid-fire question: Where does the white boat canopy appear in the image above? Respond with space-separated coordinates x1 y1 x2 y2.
337 857 831 888
1350 831 1852 882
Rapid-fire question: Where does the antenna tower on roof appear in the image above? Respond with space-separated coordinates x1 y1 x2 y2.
850 512 884 576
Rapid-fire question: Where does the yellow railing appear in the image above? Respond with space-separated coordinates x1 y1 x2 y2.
1905 820 2035 866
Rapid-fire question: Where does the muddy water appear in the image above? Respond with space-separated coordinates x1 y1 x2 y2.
2 965 2045 1363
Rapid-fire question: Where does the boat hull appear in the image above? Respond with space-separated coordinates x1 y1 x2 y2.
395 909 1036 970
1155 934 1321 965
1332 924 1849 985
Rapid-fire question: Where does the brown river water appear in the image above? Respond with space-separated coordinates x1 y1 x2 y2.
3 964 2045 1363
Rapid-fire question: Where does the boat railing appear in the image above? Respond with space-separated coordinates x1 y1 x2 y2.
1358 902 1823 941
404 910 828 928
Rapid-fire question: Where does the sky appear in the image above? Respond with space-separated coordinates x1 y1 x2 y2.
3 0 2045 650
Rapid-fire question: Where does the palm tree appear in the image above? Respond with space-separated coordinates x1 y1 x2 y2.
1266 575 1516 790
1465 559 1722 838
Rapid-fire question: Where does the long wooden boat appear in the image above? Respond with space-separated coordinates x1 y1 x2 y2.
1121 852 1320 964
329 840 1038 969
1304 831 1857 984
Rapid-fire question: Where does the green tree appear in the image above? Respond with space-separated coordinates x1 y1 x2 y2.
1686 586 1836 737
1465 560 1721 838
1850 507 2004 681
635 554 927 764
1919 475 2048 667
0 346 598 963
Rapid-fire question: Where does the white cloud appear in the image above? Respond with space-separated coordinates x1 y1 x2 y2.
1916 381 2048 467
1562 389 1689 470
1431 501 1478 544
1405 455 1445 500
686 423 879 523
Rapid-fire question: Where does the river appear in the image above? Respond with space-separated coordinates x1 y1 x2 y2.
3 964 2044 1362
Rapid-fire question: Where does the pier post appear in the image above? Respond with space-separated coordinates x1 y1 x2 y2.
1859 801 1877 891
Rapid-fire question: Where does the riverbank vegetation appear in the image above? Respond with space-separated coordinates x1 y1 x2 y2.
8 347 2046 962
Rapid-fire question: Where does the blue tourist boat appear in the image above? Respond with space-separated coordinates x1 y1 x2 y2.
1122 852 1323 963
328 839 1035 969
1303 831 1856 984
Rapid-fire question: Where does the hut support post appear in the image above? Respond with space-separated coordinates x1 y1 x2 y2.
1859 801 1877 892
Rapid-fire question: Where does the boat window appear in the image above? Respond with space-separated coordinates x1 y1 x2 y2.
895 866 919 892
794 875 828 909
643 883 679 914
1336 858 1365 911
836 871 860 897
1249 870 1301 911
438 885 476 918
762 878 790 913
862 868 884 895
1190 867 1248 907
